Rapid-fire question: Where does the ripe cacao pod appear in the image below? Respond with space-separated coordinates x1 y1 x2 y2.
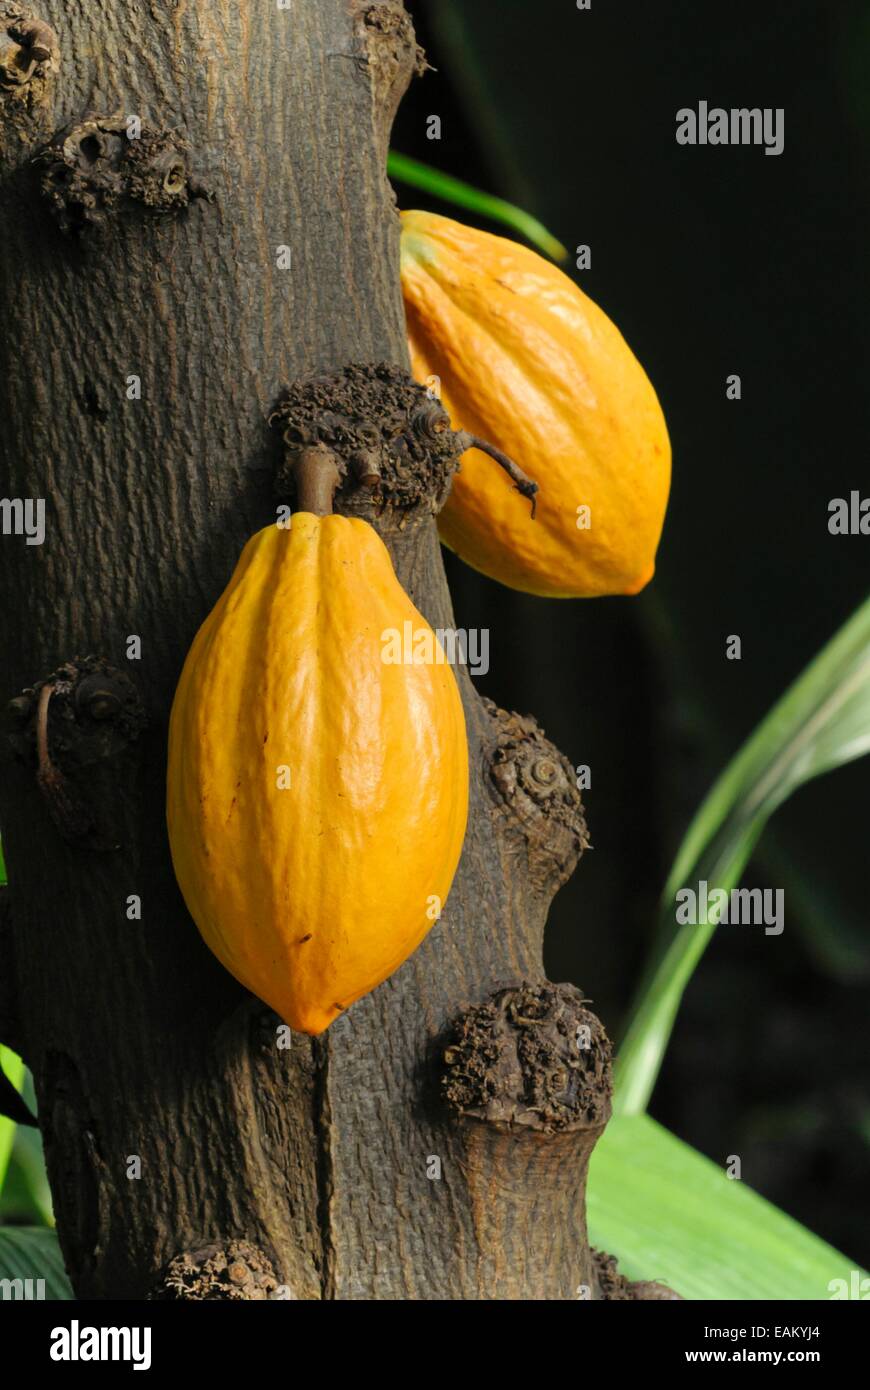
400 210 671 598
167 514 469 1034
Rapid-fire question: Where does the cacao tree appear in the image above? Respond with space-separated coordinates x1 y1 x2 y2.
0 0 670 1299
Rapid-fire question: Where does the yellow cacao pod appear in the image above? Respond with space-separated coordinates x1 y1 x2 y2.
166 513 469 1035
400 210 671 598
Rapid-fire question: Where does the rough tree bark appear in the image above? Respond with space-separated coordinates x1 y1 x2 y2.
0 0 666 1300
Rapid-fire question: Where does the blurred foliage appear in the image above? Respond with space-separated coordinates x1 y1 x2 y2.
0 1063 51 1227
2 1126 54 1228
0 1227 72 1299
617 594 870 1113
0 1058 66 1295
0 1047 23 1188
589 1114 867 1300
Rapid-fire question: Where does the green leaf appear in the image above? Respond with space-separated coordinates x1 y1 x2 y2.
387 151 568 261
0 1047 25 1190
588 1113 866 1300
616 594 870 1115
0 1226 72 1299
2 1125 54 1227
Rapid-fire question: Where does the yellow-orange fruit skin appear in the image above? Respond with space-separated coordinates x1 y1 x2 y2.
400 210 671 598
166 514 469 1035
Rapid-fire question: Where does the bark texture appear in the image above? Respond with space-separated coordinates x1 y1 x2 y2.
0 0 631 1299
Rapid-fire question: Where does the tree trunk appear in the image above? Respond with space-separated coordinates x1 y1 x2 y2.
0 0 652 1300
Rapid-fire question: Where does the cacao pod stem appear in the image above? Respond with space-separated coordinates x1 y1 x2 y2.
454 430 539 518
291 442 342 516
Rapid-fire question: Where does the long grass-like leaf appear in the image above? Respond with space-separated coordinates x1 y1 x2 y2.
588 1113 866 1300
616 594 870 1115
387 151 568 261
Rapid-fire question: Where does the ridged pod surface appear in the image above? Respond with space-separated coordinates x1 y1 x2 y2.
401 210 671 598
167 514 468 1034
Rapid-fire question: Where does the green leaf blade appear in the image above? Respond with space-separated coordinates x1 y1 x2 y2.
588 1114 864 1300
387 151 568 261
616 594 870 1115
0 1226 73 1299
0 1047 25 1190
3 1124 54 1227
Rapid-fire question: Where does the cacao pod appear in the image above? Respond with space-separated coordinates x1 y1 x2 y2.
400 210 671 598
167 514 469 1034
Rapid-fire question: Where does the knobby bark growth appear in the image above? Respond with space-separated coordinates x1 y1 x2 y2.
0 0 669 1299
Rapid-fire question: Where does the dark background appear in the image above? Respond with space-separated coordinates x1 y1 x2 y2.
396 0 869 1265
